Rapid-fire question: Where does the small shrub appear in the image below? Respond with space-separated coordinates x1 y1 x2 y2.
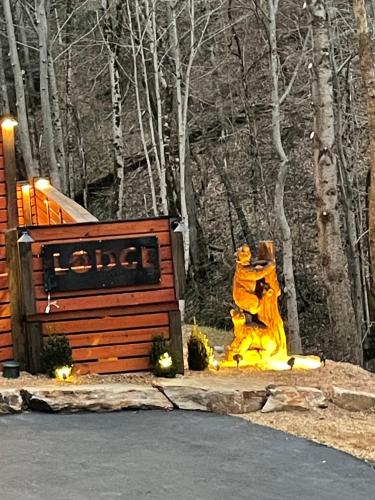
42 335 73 378
188 323 213 371
151 335 177 378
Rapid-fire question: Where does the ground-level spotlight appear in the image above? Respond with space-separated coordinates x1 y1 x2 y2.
158 352 173 370
54 365 73 381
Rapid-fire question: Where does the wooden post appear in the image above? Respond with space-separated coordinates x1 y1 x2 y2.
1 119 18 228
169 220 185 374
20 183 32 226
5 228 28 368
18 235 43 373
170 223 185 300
169 310 184 374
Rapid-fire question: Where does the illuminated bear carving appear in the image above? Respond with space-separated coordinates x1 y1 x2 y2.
225 241 287 367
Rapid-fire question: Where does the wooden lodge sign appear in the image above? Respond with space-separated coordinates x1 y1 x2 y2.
42 236 161 292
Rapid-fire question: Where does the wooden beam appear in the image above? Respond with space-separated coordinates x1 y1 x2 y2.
5 228 28 368
169 310 184 374
18 237 43 373
1 123 18 228
170 222 185 300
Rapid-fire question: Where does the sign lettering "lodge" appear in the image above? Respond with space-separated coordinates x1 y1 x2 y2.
42 236 160 292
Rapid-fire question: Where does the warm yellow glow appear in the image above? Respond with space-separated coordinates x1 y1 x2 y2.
266 355 321 371
223 243 321 371
210 359 220 371
35 178 50 190
21 184 31 194
1 117 18 129
158 352 173 369
55 365 72 381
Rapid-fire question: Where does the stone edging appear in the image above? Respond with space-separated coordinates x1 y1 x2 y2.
1 381 374 416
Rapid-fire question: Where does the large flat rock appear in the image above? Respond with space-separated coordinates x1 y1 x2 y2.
21 384 173 413
261 385 327 413
331 386 375 411
0 388 23 415
153 378 266 414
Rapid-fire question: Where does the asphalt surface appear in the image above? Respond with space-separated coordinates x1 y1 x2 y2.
0 410 373 500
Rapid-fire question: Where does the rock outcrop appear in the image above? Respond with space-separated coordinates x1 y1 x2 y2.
0 389 23 414
261 385 327 413
331 386 375 411
21 384 173 413
153 378 266 414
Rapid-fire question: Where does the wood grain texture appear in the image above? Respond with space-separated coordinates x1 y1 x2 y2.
74 356 151 375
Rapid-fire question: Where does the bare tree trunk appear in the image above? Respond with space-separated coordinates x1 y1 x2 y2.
74 106 88 208
14 0 39 163
327 11 365 347
168 0 192 273
135 0 161 184
36 0 61 189
65 0 74 198
0 36 10 114
127 0 158 216
352 0 375 293
149 0 168 215
3 0 37 177
109 50 125 218
268 0 302 354
48 53 67 193
101 0 125 219
307 0 362 364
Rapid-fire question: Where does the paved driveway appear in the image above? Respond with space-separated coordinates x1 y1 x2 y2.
0 410 373 500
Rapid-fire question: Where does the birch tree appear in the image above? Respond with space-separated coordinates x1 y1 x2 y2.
100 0 126 219
36 0 61 189
268 0 302 353
167 0 212 272
48 51 67 193
14 0 40 163
3 0 37 177
147 0 168 215
307 0 362 364
352 0 375 292
0 36 10 114
65 0 75 198
128 0 158 216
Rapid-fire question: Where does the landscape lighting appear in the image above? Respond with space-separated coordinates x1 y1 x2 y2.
55 366 72 381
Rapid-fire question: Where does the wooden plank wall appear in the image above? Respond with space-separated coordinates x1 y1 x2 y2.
0 129 13 366
27 218 180 374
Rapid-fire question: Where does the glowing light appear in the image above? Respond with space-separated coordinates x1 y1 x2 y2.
21 184 31 194
210 359 219 371
55 365 72 381
1 116 18 129
158 352 173 369
35 178 50 190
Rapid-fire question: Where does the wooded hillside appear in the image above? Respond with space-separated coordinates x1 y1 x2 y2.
1 0 374 368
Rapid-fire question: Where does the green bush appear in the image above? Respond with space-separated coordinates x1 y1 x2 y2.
151 335 177 378
187 324 213 371
42 335 73 378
